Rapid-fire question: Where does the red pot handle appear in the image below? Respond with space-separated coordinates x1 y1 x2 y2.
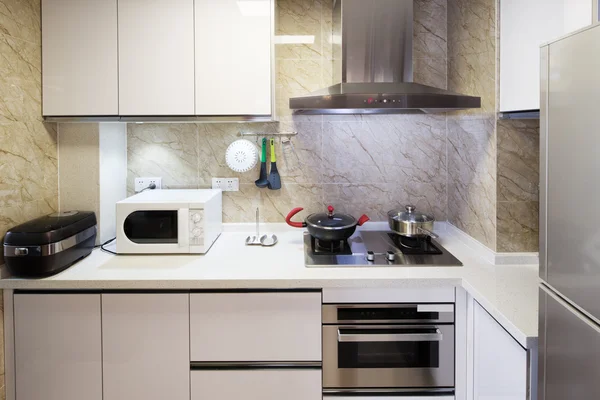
357 214 370 226
286 207 307 228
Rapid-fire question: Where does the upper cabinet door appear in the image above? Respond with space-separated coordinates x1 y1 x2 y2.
499 0 593 113
42 0 118 116
195 0 273 116
118 0 195 115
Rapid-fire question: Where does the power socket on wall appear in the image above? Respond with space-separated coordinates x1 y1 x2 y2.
135 177 162 192
212 178 239 192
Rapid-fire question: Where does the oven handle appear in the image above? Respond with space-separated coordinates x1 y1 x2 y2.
337 329 443 343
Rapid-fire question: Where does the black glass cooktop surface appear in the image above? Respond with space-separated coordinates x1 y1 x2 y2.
304 230 462 267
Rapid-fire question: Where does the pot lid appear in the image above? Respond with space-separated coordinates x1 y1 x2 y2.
390 205 434 223
306 206 357 230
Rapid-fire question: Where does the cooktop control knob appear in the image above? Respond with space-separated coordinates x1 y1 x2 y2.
192 213 202 223
386 251 396 262
367 251 375 262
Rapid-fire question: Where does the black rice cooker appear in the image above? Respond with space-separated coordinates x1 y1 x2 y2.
3 211 97 277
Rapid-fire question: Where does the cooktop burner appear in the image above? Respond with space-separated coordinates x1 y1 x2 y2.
387 233 443 255
310 236 352 255
304 230 462 267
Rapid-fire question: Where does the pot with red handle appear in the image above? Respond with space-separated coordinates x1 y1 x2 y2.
285 205 370 241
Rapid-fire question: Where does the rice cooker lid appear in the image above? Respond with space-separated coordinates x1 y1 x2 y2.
4 211 97 246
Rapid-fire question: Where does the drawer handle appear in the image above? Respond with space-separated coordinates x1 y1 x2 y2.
190 361 322 370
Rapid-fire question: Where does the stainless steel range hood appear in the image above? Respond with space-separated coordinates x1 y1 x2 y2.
289 0 481 114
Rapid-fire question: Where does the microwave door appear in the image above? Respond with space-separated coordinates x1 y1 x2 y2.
121 208 188 253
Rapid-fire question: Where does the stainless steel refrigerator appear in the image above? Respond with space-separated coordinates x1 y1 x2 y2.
538 23 600 399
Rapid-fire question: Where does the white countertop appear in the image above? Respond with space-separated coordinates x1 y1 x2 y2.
0 222 539 349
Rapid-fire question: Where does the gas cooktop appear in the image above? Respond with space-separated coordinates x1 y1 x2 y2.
304 230 462 267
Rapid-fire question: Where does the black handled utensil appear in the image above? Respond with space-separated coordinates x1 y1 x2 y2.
267 138 282 190
255 138 269 188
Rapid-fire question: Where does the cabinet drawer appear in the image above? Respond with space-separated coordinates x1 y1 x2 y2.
192 369 321 400
190 292 321 361
324 397 454 400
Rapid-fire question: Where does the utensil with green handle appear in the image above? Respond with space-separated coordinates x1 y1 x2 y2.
267 138 282 190
255 138 269 188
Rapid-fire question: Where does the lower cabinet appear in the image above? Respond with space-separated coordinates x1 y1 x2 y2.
12 291 324 400
14 294 103 400
191 369 322 400
102 293 190 400
472 301 528 400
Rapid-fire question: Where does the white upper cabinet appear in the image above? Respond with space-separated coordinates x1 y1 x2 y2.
194 0 273 116
118 0 195 115
500 0 593 113
42 0 118 116
42 0 273 118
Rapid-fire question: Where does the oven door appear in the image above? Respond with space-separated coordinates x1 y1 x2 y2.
116 206 190 254
323 324 454 390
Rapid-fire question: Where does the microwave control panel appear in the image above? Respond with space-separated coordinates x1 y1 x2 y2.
189 209 204 245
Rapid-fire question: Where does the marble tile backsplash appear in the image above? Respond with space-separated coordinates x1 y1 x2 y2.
447 0 540 252
447 0 498 249
127 114 449 223
497 119 540 252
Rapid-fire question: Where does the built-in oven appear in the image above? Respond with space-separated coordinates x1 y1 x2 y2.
322 304 455 396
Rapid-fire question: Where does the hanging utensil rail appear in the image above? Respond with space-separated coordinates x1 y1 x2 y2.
238 131 298 137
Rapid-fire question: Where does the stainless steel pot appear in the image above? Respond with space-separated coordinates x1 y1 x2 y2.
387 205 438 238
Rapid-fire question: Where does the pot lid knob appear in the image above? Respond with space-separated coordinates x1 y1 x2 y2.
405 205 416 213
327 205 335 217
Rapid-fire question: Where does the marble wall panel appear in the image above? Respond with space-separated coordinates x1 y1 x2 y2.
497 200 539 253
414 0 448 60
127 123 200 193
276 0 324 60
497 119 539 202
447 0 496 57
0 0 41 44
58 123 100 218
447 0 498 250
496 119 540 252
322 115 447 203
447 116 497 249
223 183 323 223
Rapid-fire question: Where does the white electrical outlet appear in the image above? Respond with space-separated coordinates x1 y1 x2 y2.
135 177 162 192
212 177 239 192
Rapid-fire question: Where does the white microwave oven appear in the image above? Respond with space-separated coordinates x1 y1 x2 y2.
116 189 222 254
